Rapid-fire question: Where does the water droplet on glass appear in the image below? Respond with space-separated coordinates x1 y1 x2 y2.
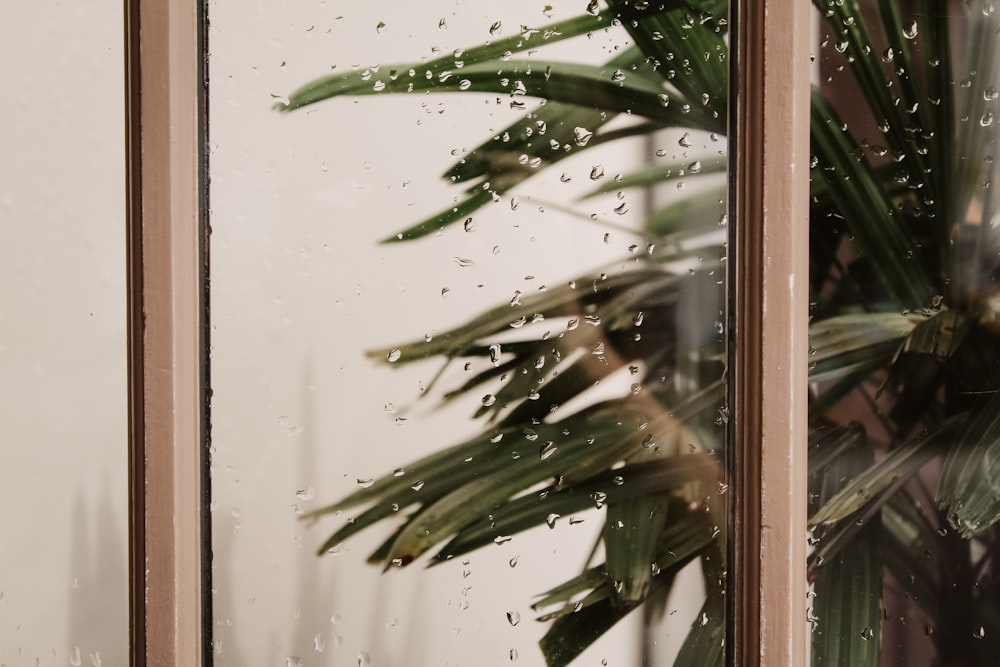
539 442 557 460
545 513 560 529
70 647 82 667
678 132 692 147
510 648 519 661
358 651 372 667
658 93 670 107
482 394 497 407
573 127 593 146
357 478 374 488
410 480 425 491
375 21 386 35
372 80 386 92
489 20 503 35
296 487 315 501
590 165 605 180
882 47 894 63
860 627 874 640
387 349 402 362
509 554 519 567
507 610 522 626
903 21 918 39
286 657 303 667
981 111 994 127
985 2 996 16
494 534 513 545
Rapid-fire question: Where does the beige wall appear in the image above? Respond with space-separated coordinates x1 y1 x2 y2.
0 3 127 665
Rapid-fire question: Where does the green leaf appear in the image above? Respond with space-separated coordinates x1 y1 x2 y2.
810 429 882 667
438 455 719 561
938 391 1000 537
281 11 615 111
809 417 961 527
811 91 934 307
808 313 915 385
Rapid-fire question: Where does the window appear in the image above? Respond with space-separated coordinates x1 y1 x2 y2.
126 0 811 665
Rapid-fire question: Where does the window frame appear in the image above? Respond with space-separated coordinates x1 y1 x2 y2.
124 0 811 664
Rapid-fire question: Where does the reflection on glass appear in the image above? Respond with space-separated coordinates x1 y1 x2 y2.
809 1 1000 664
0 4 127 665
210 1 730 664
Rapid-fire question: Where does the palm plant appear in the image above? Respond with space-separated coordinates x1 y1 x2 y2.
280 1 1000 664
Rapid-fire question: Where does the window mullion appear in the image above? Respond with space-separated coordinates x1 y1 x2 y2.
730 1 811 664
126 0 207 664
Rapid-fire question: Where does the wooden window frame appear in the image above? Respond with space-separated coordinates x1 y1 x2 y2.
124 0 811 664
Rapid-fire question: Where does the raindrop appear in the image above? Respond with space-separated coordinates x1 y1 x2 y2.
459 79 472 90
71 647 82 667
358 652 372 667
539 442 558 460
981 111 994 127
489 343 502 365
490 20 503 35
510 648 519 661
590 165 605 180
882 47 894 63
482 394 497 407
860 627 874 640
509 555 519 567
494 534 513 545
287 658 303 667
372 80 386 92
296 487 315 501
357 478 374 488
375 21 386 35
658 93 670 107
463 217 476 232
545 513 560 528
986 86 999 101
688 160 702 173
573 127 594 146
387 349 402 362
611 69 626 83
985 2 996 16
614 202 629 215
902 20 918 39
678 132 692 147
507 611 522 626
586 0 600 15
410 480 425 491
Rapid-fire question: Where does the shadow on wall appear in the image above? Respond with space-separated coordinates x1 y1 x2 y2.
67 479 127 667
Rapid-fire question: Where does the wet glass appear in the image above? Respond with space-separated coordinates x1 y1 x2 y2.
808 1 1000 664
0 4 127 665
209 1 731 664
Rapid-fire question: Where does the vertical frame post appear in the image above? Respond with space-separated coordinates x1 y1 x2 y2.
125 0 208 663
730 0 811 664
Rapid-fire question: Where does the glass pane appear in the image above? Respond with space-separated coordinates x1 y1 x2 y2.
0 4 127 665
809 1 1000 664
209 2 731 664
